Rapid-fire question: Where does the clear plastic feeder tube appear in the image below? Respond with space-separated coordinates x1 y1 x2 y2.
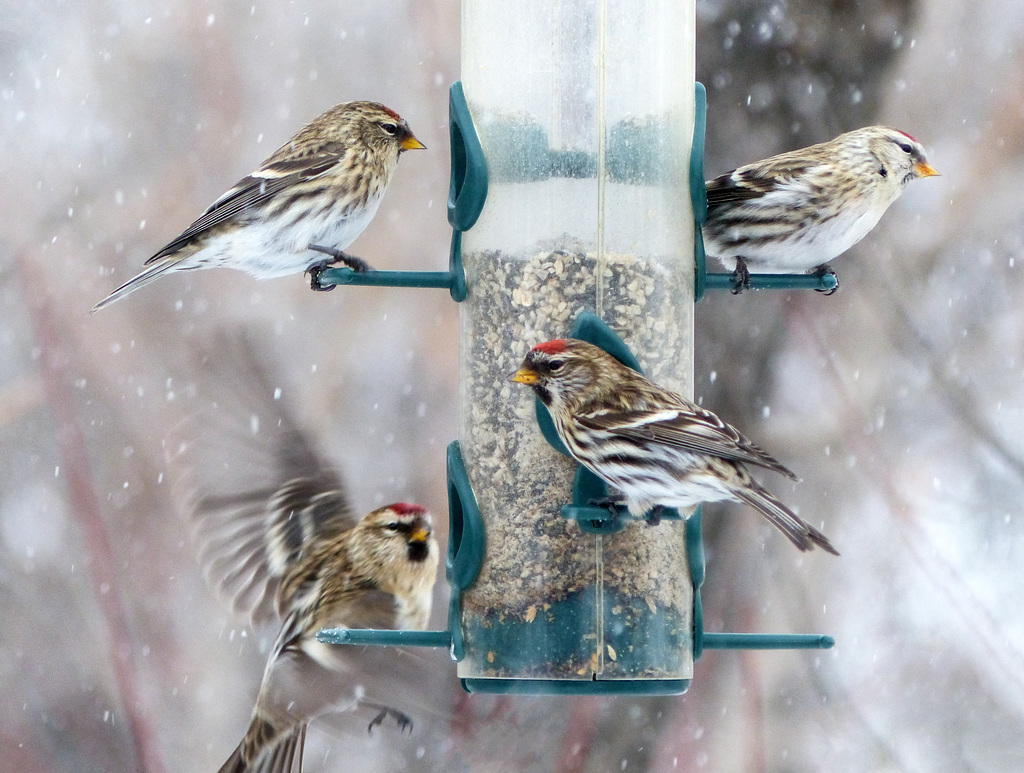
459 0 696 686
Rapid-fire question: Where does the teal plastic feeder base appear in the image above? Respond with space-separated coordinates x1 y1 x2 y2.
460 678 690 696
457 582 692 687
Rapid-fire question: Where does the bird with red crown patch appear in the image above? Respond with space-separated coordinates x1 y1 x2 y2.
512 338 838 554
703 125 938 294
93 101 425 310
169 334 438 772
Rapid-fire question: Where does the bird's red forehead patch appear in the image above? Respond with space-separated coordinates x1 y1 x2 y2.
532 339 569 355
896 129 918 143
390 502 426 516
381 106 402 121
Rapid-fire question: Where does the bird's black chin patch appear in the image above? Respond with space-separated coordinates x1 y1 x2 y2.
407 541 430 562
534 385 553 406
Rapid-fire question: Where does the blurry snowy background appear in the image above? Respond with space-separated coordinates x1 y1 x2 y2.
2 0 1024 771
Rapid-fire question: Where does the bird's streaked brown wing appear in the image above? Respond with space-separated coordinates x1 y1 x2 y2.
169 331 358 626
705 172 774 206
578 406 799 480
146 149 346 262
706 154 824 209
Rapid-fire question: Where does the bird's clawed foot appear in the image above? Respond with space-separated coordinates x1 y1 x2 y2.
813 264 839 295
306 260 336 292
308 244 373 272
307 244 373 290
588 496 625 514
730 257 751 295
643 505 667 526
366 704 413 735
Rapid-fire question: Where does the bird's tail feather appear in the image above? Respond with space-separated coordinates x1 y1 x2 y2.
733 484 839 555
91 256 182 312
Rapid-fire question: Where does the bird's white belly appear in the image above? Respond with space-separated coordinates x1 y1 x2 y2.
705 194 891 273
741 207 884 271
192 194 382 279
598 450 738 516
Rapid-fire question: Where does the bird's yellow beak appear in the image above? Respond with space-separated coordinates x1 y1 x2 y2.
401 134 427 152
410 526 430 543
510 367 539 385
915 161 940 178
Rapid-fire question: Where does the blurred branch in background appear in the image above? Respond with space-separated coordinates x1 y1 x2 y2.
699 0 917 171
14 246 166 773
0 373 44 430
790 298 1024 746
877 275 1024 483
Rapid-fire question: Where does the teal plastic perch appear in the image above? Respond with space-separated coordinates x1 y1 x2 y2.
314 505 833 684
702 271 839 293
318 82 835 299
317 629 453 647
314 267 458 291
702 633 835 650
691 82 840 299
313 628 831 652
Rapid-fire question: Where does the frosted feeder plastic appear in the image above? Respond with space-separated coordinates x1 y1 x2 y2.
452 0 697 693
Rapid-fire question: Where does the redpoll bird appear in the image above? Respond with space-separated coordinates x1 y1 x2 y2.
511 339 838 554
703 126 939 293
205 499 439 773
170 338 438 772
93 101 425 311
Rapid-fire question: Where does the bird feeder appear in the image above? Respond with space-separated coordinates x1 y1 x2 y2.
317 1 833 695
449 0 697 693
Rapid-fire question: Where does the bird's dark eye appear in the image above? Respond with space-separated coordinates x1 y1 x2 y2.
381 123 398 136
548 359 565 372
386 522 401 531
898 142 913 154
